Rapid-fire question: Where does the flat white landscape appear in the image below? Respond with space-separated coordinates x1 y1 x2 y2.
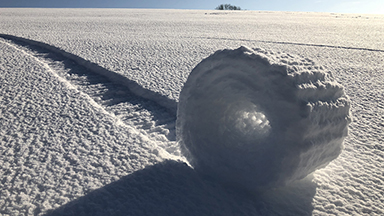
0 8 383 215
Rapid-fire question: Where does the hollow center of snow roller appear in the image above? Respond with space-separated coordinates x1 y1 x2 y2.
233 109 270 137
191 74 273 151
219 102 271 146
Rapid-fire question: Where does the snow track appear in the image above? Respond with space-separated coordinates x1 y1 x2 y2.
0 40 170 215
200 36 384 53
0 35 180 158
0 34 178 114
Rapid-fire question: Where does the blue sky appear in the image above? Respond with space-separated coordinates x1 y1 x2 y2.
0 0 383 14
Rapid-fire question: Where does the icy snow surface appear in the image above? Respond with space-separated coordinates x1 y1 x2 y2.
0 8 384 215
177 46 351 190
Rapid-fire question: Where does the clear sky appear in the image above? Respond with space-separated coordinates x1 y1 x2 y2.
0 0 383 14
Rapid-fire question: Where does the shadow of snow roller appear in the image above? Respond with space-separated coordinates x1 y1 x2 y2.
177 46 351 191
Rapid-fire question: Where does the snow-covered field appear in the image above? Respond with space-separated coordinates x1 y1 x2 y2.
0 8 383 215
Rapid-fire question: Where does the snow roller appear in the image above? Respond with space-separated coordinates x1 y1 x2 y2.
177 46 351 190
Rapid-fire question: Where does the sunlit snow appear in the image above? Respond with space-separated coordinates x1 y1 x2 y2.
0 8 383 216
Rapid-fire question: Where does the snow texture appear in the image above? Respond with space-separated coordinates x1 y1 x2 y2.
0 8 384 216
177 46 351 190
0 40 163 215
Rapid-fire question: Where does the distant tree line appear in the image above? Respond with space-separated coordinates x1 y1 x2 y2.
215 4 241 10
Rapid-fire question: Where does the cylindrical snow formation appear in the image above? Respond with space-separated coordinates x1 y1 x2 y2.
177 46 351 190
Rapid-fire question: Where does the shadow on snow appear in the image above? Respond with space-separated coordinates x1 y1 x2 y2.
44 160 316 216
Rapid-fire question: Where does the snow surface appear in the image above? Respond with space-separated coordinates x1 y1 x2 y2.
177 46 351 190
0 8 384 216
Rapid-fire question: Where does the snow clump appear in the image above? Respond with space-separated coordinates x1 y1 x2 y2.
176 46 351 190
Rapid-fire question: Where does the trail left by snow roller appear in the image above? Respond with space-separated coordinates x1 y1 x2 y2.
176 46 351 191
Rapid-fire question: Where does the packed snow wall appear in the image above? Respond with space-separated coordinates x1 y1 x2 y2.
177 46 351 190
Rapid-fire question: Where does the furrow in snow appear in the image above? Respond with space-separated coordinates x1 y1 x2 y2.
0 34 178 115
0 37 180 159
199 36 384 53
0 40 168 216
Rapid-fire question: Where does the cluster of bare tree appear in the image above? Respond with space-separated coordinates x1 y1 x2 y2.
215 4 241 10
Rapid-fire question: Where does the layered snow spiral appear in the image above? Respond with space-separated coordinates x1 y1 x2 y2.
176 46 351 190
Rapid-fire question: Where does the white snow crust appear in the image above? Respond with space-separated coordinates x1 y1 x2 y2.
0 8 384 216
0 41 163 215
177 46 351 190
